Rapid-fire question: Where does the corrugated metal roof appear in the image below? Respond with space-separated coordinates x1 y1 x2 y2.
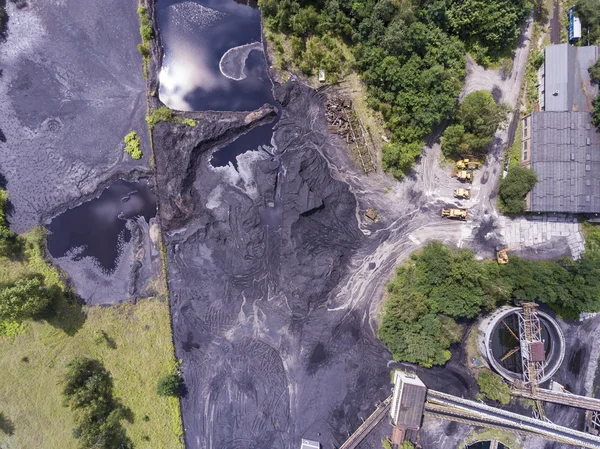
529 111 600 213
392 383 426 429
544 44 573 111
529 342 546 362
544 44 598 112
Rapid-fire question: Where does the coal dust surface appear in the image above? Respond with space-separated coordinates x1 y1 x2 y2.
0 0 151 232
153 82 392 449
157 0 275 112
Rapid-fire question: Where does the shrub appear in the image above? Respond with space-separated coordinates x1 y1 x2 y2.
146 106 196 129
123 131 142 160
137 43 150 57
157 373 182 397
498 166 537 214
477 369 511 405
0 275 50 322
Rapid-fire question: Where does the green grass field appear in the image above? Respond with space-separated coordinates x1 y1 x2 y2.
0 298 183 449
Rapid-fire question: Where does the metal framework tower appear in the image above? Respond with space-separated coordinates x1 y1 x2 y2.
517 302 547 419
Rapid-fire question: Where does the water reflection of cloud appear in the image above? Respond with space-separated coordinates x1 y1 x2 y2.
160 37 225 111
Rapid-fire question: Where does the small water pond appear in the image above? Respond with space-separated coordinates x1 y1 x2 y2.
47 179 156 272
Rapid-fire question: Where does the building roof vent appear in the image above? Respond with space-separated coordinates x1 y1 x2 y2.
553 90 560 96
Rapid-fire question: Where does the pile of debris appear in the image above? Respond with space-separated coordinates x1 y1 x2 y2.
325 95 376 174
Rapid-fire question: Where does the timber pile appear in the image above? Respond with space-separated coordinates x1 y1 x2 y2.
325 95 376 174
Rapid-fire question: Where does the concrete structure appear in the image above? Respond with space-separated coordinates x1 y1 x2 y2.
300 439 320 449
390 370 426 430
481 307 565 384
520 44 599 213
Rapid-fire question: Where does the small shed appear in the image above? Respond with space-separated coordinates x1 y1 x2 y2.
529 341 546 362
318 69 325 82
300 439 320 449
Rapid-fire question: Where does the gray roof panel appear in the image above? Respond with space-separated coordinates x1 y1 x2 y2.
544 44 598 112
529 111 600 213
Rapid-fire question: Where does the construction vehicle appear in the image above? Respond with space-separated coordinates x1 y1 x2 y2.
456 159 481 170
441 208 468 221
496 243 524 264
454 188 471 199
452 168 473 182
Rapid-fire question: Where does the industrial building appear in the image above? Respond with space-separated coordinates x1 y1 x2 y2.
389 370 426 444
520 43 599 213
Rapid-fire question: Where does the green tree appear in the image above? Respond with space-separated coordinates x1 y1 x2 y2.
477 369 511 405
157 373 183 397
447 0 531 62
442 90 508 157
0 276 50 322
400 441 415 449
0 189 18 257
62 358 133 449
575 0 600 45
592 96 600 129
498 166 537 214
457 90 509 138
590 60 600 85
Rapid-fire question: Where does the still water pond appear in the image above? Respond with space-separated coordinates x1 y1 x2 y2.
157 0 275 112
47 180 156 272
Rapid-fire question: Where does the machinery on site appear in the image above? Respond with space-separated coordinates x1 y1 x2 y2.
452 168 473 182
454 188 471 199
456 158 481 170
496 243 523 264
441 208 468 221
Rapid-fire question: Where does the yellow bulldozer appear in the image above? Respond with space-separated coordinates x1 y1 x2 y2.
452 168 473 182
454 188 471 199
456 159 481 170
496 243 523 264
441 208 468 221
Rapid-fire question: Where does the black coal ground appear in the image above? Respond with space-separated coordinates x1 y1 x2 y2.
0 0 160 304
0 0 151 233
154 82 397 449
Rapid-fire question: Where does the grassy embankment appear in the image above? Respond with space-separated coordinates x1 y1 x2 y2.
0 299 182 449
0 228 182 448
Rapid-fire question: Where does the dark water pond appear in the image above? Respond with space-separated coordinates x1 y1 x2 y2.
47 180 156 272
157 0 275 112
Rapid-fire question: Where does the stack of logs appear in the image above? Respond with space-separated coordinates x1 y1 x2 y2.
325 96 354 142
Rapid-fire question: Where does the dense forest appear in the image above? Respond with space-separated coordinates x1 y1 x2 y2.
260 0 532 176
379 231 600 366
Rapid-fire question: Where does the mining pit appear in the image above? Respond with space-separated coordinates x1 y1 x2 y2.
0 0 598 448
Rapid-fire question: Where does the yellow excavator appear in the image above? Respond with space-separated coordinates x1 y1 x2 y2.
496 243 523 264
441 208 468 221
456 159 481 170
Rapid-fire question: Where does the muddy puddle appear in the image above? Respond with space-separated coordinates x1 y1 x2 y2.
47 179 156 272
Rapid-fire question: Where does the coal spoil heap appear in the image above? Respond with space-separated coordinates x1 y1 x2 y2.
153 82 391 449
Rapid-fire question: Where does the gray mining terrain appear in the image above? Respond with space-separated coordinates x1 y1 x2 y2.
1 0 598 447
0 0 160 304
149 5 600 447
